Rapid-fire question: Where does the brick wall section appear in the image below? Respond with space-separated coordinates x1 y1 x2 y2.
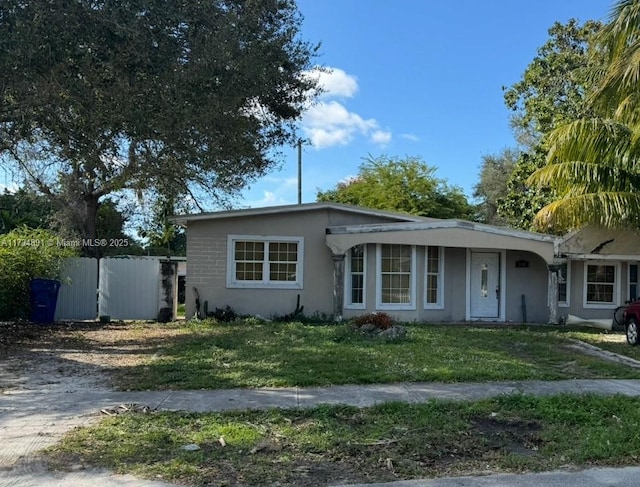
187 235 226 289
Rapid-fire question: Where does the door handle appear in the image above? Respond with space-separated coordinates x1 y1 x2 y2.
495 287 500 299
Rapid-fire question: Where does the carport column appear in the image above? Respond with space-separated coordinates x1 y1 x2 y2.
332 253 345 322
548 264 560 325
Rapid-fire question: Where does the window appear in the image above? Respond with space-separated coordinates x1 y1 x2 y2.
630 264 638 302
227 235 303 288
377 244 416 310
425 246 444 309
558 262 570 307
583 262 619 308
345 244 366 309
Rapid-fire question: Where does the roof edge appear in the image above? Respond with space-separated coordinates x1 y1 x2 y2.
170 202 428 225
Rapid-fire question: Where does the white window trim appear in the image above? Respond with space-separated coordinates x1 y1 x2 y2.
628 262 639 302
376 244 417 311
345 244 366 310
558 261 571 308
582 261 620 309
226 235 304 289
424 246 445 309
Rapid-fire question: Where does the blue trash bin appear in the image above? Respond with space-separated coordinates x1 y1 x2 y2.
30 278 61 323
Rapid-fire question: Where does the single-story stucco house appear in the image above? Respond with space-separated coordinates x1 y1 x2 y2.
173 202 640 324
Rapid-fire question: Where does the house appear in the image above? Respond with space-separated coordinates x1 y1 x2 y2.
555 226 640 322
173 202 638 324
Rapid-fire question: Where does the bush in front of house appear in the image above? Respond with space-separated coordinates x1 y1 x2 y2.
0 227 77 320
352 312 395 330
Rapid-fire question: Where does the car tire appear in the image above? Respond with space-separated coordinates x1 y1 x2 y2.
627 318 640 346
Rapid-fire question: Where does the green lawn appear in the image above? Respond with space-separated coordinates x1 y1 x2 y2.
111 320 640 390
46 394 640 486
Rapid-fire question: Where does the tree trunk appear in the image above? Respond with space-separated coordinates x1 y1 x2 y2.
82 194 101 258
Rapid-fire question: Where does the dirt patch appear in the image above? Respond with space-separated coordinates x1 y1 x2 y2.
472 416 543 457
0 321 182 393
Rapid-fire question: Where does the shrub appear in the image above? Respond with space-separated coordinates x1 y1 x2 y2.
352 312 395 330
0 227 77 320
210 305 237 322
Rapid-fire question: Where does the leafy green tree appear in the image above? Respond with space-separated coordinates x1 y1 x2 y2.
499 19 602 231
528 0 640 231
317 155 475 220
504 19 602 147
0 227 77 319
0 0 320 255
473 148 518 225
0 188 52 232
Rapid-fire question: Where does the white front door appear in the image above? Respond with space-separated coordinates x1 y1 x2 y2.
470 252 500 319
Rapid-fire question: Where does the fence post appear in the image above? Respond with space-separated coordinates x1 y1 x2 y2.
158 260 178 322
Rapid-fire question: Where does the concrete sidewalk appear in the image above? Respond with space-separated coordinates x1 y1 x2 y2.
4 379 640 486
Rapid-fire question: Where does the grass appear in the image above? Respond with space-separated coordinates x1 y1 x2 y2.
110 320 640 391
566 329 640 360
46 394 640 486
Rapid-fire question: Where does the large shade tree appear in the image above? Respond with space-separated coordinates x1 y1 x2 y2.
528 0 640 231
498 19 602 232
317 155 475 220
0 0 320 254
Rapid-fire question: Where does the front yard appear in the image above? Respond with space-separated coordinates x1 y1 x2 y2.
6 319 640 390
47 394 640 486
6 319 640 486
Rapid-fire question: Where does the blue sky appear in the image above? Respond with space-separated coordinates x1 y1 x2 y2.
240 0 611 208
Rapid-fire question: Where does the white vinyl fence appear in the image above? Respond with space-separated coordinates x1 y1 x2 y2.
55 257 164 321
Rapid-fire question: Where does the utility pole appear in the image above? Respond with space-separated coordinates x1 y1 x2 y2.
297 139 302 205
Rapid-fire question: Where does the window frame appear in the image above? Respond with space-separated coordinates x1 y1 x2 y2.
558 261 570 308
345 244 366 310
376 244 416 311
226 235 304 289
582 261 620 309
424 246 445 309
629 263 639 302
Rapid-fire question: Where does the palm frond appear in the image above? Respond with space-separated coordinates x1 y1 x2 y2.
532 191 640 231
547 118 634 166
529 161 640 193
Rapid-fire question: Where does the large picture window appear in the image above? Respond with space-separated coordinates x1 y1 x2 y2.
377 244 415 310
227 235 303 289
425 246 444 309
584 262 619 308
345 244 366 309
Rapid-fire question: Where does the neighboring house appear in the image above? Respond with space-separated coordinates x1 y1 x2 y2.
174 202 575 323
555 226 640 321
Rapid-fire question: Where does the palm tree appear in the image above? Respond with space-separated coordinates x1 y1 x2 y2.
528 0 640 232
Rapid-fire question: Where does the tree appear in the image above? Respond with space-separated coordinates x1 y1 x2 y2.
317 155 475 220
504 19 602 147
473 148 518 225
528 0 640 231
0 188 52 232
499 19 602 231
0 0 320 255
0 227 77 319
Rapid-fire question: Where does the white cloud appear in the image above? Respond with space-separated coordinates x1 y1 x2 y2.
310 67 358 98
302 99 381 149
371 130 392 145
401 133 420 142
300 67 391 149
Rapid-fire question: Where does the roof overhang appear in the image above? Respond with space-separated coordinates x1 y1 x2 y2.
326 220 560 263
559 226 640 260
170 202 427 226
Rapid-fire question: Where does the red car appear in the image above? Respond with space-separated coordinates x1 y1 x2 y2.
623 301 640 345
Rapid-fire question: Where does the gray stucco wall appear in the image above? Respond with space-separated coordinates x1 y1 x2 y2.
185 208 410 319
504 251 549 323
560 260 631 321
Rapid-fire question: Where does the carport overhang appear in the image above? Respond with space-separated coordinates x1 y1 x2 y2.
325 220 559 263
